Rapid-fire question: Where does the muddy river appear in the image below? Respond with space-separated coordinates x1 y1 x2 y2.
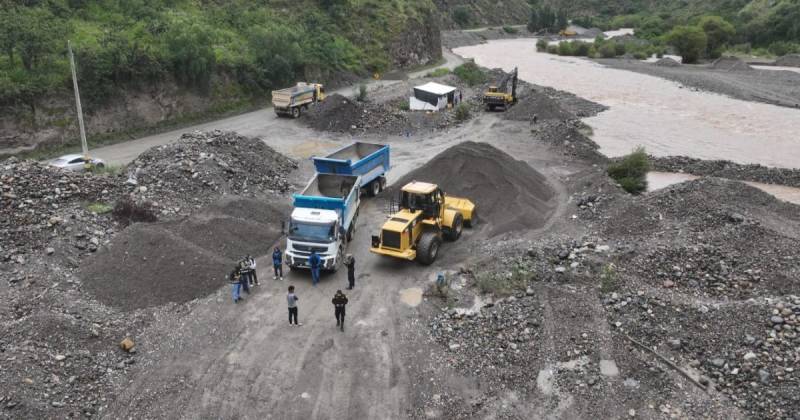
455 39 800 169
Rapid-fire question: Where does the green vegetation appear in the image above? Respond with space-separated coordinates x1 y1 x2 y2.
475 267 528 295
453 6 471 27
356 83 368 102
536 39 549 52
527 5 567 33
503 25 519 34
599 263 618 293
544 0 800 59
85 202 113 214
543 37 666 59
454 103 470 121
0 0 437 114
425 68 451 77
398 99 410 111
90 164 123 176
666 26 708 64
453 62 486 86
607 147 650 195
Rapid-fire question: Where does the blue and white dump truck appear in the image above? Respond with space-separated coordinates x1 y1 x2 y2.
285 142 390 272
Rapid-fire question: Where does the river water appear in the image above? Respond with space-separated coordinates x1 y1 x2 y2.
454 39 800 169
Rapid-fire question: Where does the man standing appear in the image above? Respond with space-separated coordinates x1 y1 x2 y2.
272 246 283 280
230 268 242 303
332 290 348 332
239 258 251 294
248 255 258 286
309 250 321 287
287 285 301 326
344 254 356 290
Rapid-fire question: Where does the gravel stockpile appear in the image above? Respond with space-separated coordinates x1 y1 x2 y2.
126 130 296 214
395 142 556 236
606 294 800 419
304 94 453 135
603 178 800 298
775 54 800 67
501 88 576 121
79 197 287 310
654 57 681 67
651 155 800 188
712 57 754 72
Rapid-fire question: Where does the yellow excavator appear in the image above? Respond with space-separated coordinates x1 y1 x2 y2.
370 181 476 265
482 67 518 111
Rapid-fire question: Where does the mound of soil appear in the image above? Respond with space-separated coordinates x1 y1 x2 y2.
654 57 681 67
502 89 575 121
305 94 362 132
127 130 296 214
712 56 753 71
80 197 288 310
775 54 800 67
395 142 556 236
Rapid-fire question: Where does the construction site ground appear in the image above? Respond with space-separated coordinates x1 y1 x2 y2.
2 37 800 420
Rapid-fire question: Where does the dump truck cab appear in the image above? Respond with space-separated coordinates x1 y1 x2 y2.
370 181 475 265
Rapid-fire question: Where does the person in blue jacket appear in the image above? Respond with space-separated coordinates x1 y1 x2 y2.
272 246 283 280
309 250 321 286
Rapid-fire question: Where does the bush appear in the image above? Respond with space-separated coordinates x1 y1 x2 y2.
425 68 450 77
573 41 592 56
599 42 617 58
666 26 708 64
113 197 158 225
453 62 485 86
600 263 618 293
536 39 549 52
614 42 627 56
607 146 650 194
454 103 470 121
633 51 647 60
503 25 518 34
356 83 367 102
698 16 735 58
398 100 410 111
453 6 471 27
768 41 800 57
557 42 574 56
85 202 113 214
546 44 559 54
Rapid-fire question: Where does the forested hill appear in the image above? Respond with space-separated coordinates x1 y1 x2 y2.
0 0 441 153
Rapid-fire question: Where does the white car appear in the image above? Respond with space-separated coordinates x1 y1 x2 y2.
48 154 106 171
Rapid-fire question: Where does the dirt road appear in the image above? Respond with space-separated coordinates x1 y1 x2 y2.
91 50 464 167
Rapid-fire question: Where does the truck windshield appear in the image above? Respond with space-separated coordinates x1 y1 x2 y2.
289 220 335 243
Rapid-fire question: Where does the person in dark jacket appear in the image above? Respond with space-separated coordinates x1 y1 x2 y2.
239 258 251 294
309 250 321 286
344 254 356 290
272 247 283 280
229 268 243 303
332 290 348 331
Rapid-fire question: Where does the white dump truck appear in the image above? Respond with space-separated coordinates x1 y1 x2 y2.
271 82 325 118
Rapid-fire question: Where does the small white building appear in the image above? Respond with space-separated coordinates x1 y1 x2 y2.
410 82 457 111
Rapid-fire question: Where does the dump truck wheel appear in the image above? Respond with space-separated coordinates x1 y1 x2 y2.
291 107 301 118
368 179 381 197
464 209 477 228
444 213 463 241
417 231 441 265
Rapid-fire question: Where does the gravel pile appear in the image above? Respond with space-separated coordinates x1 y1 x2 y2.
501 87 576 121
395 142 556 236
126 130 296 214
651 155 800 188
0 157 122 260
79 197 288 310
305 94 454 135
606 294 800 419
654 57 681 67
712 56 754 72
775 54 800 67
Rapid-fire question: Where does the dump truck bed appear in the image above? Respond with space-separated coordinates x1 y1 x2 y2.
272 84 316 109
293 174 361 231
312 142 390 188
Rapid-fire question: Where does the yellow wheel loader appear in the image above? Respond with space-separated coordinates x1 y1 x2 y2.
370 181 476 265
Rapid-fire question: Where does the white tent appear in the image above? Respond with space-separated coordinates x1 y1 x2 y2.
411 82 457 111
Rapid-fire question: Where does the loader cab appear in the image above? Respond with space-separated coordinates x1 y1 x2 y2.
487 86 499 93
400 182 444 221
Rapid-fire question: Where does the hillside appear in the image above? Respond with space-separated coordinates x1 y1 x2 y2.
0 0 441 154
434 0 532 29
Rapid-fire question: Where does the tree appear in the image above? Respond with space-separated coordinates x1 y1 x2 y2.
607 146 649 194
666 26 707 64
698 16 735 58
453 6 470 27
165 21 216 89
556 9 568 31
7 7 66 71
527 9 540 32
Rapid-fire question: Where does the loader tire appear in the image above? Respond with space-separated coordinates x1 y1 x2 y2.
416 231 441 265
464 209 477 228
444 213 463 241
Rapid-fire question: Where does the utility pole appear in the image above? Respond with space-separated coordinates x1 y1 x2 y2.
67 40 89 163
